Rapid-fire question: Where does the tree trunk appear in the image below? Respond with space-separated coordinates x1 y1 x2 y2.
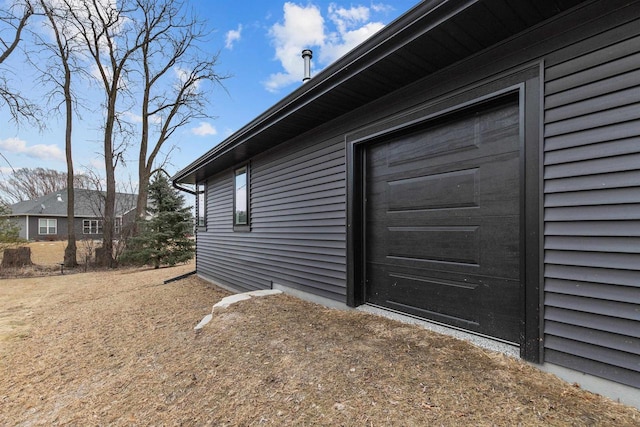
95 246 107 265
98 177 116 268
135 53 151 237
2 247 32 268
64 239 77 267
97 85 118 268
63 51 77 268
135 170 150 234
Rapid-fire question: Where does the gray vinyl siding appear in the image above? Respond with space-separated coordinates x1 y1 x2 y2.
197 137 347 300
22 216 115 241
543 21 640 388
31 216 68 240
14 216 27 240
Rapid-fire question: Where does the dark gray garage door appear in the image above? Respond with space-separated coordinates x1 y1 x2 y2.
365 97 521 343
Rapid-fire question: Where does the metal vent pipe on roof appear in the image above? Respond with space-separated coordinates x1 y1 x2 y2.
302 49 312 82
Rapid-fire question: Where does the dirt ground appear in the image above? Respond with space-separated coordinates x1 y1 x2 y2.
0 265 638 426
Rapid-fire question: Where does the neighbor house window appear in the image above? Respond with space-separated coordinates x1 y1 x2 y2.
114 217 122 234
38 218 57 235
83 219 103 234
197 183 206 228
234 165 249 229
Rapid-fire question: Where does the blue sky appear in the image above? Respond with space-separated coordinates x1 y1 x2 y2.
0 0 419 188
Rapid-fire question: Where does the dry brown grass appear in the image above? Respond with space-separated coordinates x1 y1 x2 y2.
0 266 638 426
0 240 84 266
19 240 101 265
23 240 72 265
0 240 122 277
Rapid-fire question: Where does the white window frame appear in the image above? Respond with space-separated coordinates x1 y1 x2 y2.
38 218 57 235
83 219 103 234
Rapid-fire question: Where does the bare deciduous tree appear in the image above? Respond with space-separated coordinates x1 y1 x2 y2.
37 0 88 267
62 0 146 267
0 167 93 203
56 0 225 265
0 0 38 123
132 0 226 226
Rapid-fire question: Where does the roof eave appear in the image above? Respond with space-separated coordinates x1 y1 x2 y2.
172 0 590 185
171 0 459 185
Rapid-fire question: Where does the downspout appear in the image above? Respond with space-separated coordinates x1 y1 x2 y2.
172 181 198 195
172 180 202 277
25 214 29 240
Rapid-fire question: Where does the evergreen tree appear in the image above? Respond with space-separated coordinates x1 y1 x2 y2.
0 203 21 250
120 173 194 268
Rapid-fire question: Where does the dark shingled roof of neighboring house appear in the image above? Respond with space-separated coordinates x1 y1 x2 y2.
9 188 137 218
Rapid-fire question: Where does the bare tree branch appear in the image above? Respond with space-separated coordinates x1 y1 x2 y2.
0 1 33 64
133 0 228 225
0 167 93 204
0 1 39 124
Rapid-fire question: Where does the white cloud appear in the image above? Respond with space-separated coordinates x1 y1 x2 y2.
174 66 201 95
371 3 394 13
321 21 384 65
121 111 161 125
122 111 143 123
89 63 105 81
225 24 242 50
264 2 388 92
174 67 192 83
327 3 370 34
0 137 65 162
40 0 127 61
89 158 105 171
264 2 325 92
191 122 217 136
89 62 131 91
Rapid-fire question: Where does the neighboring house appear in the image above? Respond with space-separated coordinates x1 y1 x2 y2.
172 0 640 406
8 188 137 241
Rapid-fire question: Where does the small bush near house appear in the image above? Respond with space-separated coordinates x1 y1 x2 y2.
0 203 31 269
120 173 195 269
0 203 22 250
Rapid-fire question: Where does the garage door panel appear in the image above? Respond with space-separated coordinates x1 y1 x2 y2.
387 103 519 168
387 225 480 265
367 216 520 278
373 148 519 184
387 168 479 211
367 263 479 325
479 215 520 279
366 264 521 340
386 271 481 326
368 152 520 217
386 118 481 167
365 97 521 343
